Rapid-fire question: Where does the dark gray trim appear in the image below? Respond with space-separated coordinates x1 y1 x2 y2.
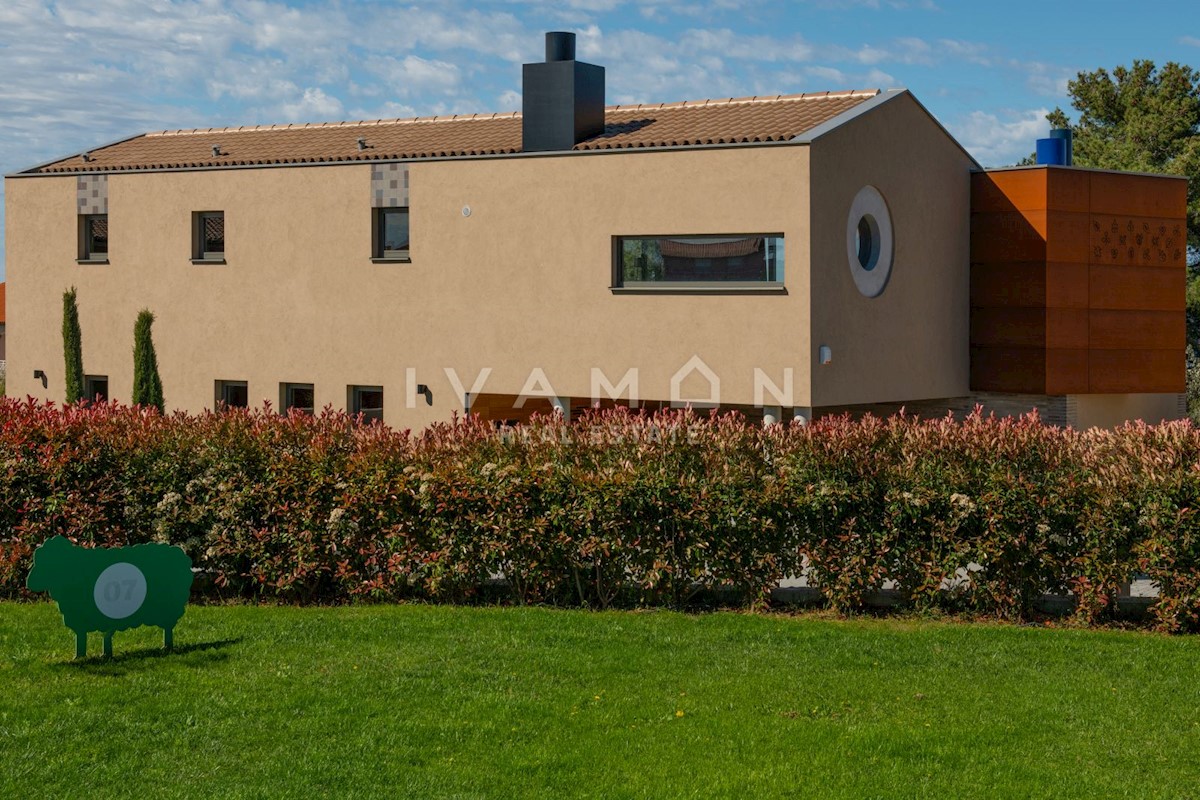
76 258 110 265
371 257 412 264
6 135 817 180
790 89 893 143
610 286 788 295
14 130 150 175
190 258 226 265
796 88 982 170
976 163 1189 181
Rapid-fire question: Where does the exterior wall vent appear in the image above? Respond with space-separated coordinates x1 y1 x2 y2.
521 32 606 153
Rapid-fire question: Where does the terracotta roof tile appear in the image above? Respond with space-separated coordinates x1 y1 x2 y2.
27 90 878 174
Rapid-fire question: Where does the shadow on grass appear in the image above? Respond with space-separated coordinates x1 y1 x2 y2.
55 637 244 674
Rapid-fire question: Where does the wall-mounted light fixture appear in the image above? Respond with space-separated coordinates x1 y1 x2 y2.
416 384 432 406
819 345 833 365
33 370 47 388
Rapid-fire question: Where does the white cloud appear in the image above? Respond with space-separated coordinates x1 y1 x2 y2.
950 108 1048 167
364 55 463 98
277 88 344 122
1022 61 1074 97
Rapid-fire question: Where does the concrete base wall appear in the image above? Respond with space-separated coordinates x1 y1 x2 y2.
815 391 1187 429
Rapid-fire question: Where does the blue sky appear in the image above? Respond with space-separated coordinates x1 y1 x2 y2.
2 0 1199 281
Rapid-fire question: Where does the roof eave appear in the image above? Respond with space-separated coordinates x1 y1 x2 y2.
10 130 150 177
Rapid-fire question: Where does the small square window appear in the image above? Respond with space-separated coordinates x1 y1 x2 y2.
281 382 315 415
349 385 383 423
373 207 410 260
216 380 248 409
83 375 108 402
79 214 108 261
194 211 225 261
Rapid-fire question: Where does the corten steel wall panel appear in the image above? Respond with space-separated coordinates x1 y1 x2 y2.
1046 262 1090 308
970 210 1046 263
1047 307 1089 350
971 169 1048 213
1044 349 1089 395
1090 264 1184 311
5 145 814 426
808 93 974 407
1090 216 1186 268
970 347 1045 394
970 307 1045 348
1090 171 1189 217
1045 211 1090 264
971 166 1186 396
1089 309 1185 351
1046 168 1090 213
1089 350 1183 394
970 263 1046 307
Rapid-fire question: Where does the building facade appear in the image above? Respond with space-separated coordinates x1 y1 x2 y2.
3 33 1187 429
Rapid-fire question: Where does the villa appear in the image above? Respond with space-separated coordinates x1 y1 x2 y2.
3 32 1187 429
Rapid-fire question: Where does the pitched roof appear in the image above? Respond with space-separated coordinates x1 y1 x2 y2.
25 90 879 175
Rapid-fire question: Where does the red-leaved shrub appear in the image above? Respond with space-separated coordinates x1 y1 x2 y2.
2 398 1198 631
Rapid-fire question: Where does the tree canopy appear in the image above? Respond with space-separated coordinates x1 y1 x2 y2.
1048 60 1200 261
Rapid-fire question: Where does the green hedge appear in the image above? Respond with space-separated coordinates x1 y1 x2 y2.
3 399 1199 630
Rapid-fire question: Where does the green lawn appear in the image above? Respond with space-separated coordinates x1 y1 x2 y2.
2 604 1198 799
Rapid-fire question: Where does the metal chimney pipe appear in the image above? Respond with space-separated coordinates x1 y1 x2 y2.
545 31 576 62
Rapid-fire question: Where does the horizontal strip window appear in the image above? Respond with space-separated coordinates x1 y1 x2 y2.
615 234 784 288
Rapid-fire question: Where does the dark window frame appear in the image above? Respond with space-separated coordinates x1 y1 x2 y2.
215 379 248 410
281 382 315 415
349 385 384 423
611 233 786 293
372 207 411 262
193 211 226 263
78 214 109 263
83 374 109 403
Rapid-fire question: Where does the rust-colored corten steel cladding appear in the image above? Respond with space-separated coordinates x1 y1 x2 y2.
970 166 1187 395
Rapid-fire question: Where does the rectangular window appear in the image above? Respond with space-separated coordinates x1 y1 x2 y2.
614 234 785 288
83 375 108 402
79 214 109 261
349 385 384 423
373 207 410 260
194 211 225 261
281 382 315 415
216 380 248 409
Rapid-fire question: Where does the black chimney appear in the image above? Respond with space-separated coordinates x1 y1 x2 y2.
522 32 605 152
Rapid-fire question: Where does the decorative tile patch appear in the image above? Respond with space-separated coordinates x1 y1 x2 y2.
370 164 409 208
77 175 108 215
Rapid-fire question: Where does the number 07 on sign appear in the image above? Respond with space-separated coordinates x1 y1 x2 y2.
26 537 194 659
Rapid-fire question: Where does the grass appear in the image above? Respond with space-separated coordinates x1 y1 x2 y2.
2 604 1199 799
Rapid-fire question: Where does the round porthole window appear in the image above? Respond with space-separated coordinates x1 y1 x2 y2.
846 185 893 297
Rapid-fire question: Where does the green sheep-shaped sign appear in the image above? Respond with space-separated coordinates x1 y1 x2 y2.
27 537 194 659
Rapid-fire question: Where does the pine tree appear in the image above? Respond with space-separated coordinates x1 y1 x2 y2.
62 287 84 403
132 309 164 412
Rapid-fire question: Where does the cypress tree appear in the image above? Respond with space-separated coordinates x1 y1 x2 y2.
132 309 164 412
62 287 84 403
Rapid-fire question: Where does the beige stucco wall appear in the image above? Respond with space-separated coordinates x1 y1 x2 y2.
5 145 812 428
807 93 974 408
